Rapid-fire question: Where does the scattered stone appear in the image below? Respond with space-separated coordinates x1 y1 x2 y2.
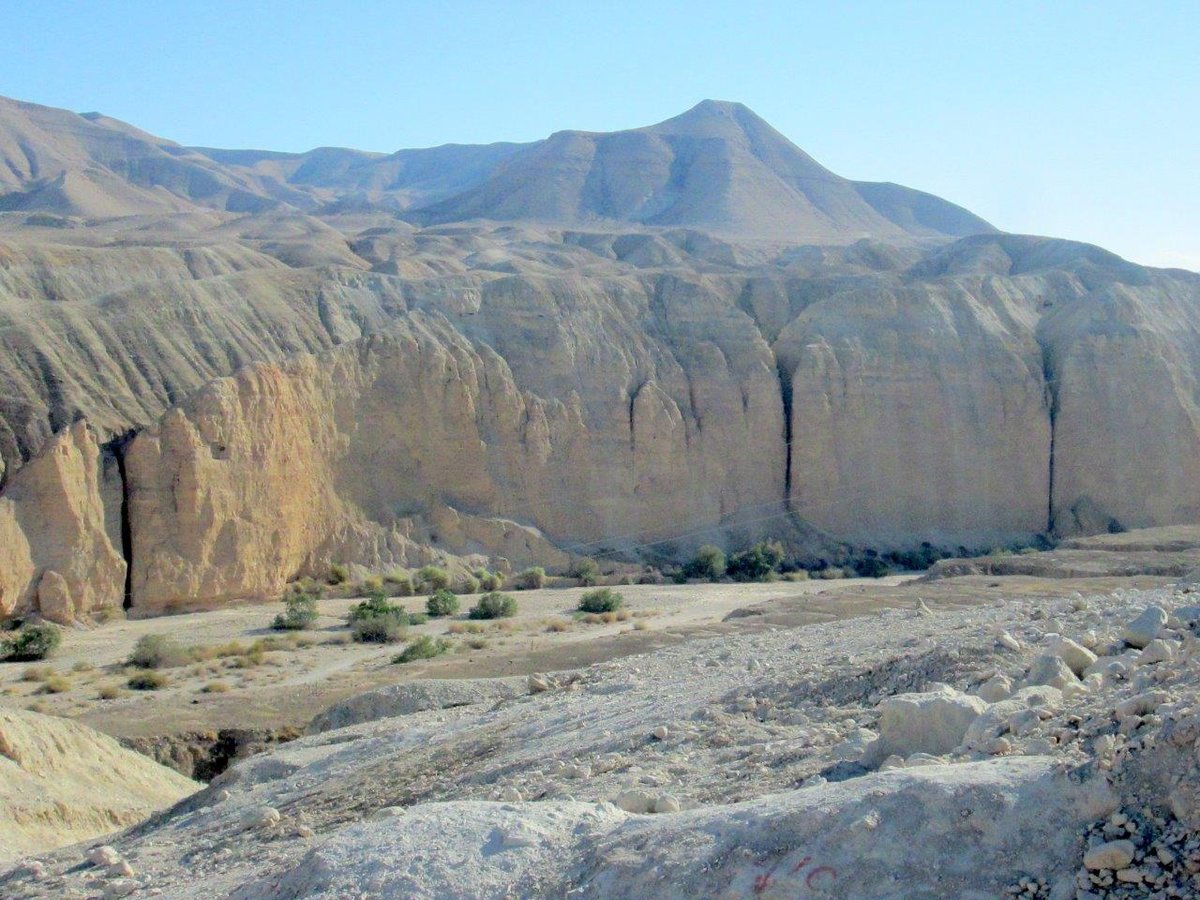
978 674 1013 703
1083 839 1136 870
1122 606 1167 649
865 685 986 766
1024 654 1079 691
1137 639 1175 666
997 631 1022 652
239 806 281 830
1047 635 1097 676
528 674 552 694
653 794 682 813
88 846 122 867
652 726 670 741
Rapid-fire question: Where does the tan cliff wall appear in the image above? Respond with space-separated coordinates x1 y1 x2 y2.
0 421 125 621
123 302 784 614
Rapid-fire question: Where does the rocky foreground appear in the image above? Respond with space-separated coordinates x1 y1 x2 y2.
4 577 1200 897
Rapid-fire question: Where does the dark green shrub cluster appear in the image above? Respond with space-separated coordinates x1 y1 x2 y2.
393 635 451 664
578 588 623 613
348 587 414 643
726 541 785 582
851 553 890 578
514 567 545 590
683 545 726 581
1 623 61 661
272 580 323 631
880 542 951 571
468 591 518 620
426 589 460 618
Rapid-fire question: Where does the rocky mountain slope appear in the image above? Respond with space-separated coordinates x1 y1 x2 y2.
0 96 1197 622
5 575 1200 897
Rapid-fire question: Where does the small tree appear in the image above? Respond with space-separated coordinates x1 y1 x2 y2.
457 575 480 595
683 545 726 581
272 582 322 631
476 569 505 591
514 567 545 590
351 613 408 644
127 634 191 669
416 566 450 592
573 558 600 587
578 588 623 613
426 589 461 618
348 587 408 625
468 592 518 620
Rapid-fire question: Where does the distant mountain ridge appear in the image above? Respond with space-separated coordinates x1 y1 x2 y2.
0 94 992 242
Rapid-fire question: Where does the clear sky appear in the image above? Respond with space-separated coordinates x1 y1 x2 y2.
3 1 1197 269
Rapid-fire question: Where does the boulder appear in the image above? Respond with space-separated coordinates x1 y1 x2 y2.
864 685 986 766
1122 606 1167 649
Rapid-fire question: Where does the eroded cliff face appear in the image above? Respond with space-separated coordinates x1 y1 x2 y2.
0 421 124 622
124 296 784 613
1 225 1199 620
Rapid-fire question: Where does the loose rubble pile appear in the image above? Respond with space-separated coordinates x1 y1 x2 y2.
4 580 1200 897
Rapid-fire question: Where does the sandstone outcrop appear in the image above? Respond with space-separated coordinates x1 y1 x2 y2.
0 422 124 622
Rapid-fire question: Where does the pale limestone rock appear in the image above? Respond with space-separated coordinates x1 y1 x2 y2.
1121 606 1167 649
1137 639 1175 666
1084 840 1136 871
978 675 1014 703
865 685 986 766
1024 654 1080 691
1047 635 1098 677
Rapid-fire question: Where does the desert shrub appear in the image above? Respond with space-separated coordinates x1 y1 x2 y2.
383 570 414 596
21 665 52 682
468 592 518 620
97 685 122 700
683 545 726 581
350 613 408 644
514 567 545 590
327 563 349 585
572 558 600 586
347 587 409 625
852 554 891 578
426 589 460 618
127 671 169 691
416 566 450 592
545 618 572 633
578 588 623 613
1 623 62 662
40 674 71 694
128 634 191 669
816 566 846 579
783 570 810 582
201 681 231 693
474 569 504 591
457 575 480 595
726 541 785 582
272 582 321 631
393 635 451 664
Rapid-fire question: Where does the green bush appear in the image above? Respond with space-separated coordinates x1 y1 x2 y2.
347 589 408 625
272 582 322 631
514 567 545 590
683 545 726 581
383 570 414 596
1 623 62 662
328 563 349 585
128 634 191 669
578 588 623 613
426 589 461 618
350 613 408 644
127 671 169 691
475 569 505 591
572 558 600 587
416 566 450 592
468 592 518 620
393 635 451 664
852 555 891 578
457 575 480 595
726 541 785 582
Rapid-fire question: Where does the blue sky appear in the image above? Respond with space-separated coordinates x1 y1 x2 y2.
3 1 1197 269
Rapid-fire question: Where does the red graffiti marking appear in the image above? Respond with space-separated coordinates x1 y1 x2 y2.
790 855 812 875
752 872 773 894
805 866 838 889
